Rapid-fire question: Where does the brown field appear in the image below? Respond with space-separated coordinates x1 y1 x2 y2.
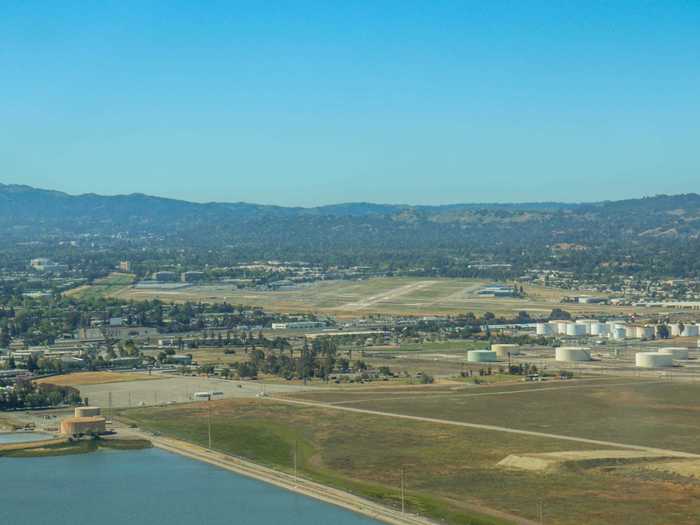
36 371 160 386
122 397 700 525
92 276 680 318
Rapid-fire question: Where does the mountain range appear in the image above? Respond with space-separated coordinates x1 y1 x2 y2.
2 183 700 277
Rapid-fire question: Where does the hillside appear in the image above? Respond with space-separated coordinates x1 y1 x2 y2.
2 183 700 278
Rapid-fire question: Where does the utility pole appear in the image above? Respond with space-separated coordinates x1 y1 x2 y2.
538 499 544 524
108 392 112 422
128 391 132 408
294 439 298 486
207 400 212 450
400 467 406 514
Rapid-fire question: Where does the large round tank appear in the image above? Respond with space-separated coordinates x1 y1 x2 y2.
565 323 586 337
635 352 673 368
658 347 689 360
670 324 682 337
625 326 638 338
555 347 591 362
556 321 569 335
575 320 594 335
682 325 699 337
536 323 553 336
491 344 519 359
612 327 626 340
467 350 498 362
75 406 101 417
590 322 607 336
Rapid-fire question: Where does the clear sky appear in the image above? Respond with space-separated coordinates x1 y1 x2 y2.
1 1 698 206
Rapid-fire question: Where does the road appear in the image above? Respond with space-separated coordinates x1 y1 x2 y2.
270 396 700 459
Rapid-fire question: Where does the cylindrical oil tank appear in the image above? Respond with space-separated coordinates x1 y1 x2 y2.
590 323 608 336
635 352 673 368
670 324 682 337
555 347 591 362
557 321 569 335
682 325 699 337
566 323 587 337
491 344 519 359
536 323 553 336
658 347 689 360
625 326 638 338
612 327 626 340
75 406 101 417
467 350 498 362
575 320 593 335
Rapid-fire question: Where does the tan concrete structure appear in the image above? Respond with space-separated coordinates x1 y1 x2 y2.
75 406 101 417
60 406 106 436
60 416 106 436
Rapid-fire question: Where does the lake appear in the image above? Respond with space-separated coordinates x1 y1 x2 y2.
0 448 381 525
0 431 54 444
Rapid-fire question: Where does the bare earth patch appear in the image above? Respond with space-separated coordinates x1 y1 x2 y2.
35 371 161 386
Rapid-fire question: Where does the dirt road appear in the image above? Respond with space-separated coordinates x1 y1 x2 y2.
270 396 700 459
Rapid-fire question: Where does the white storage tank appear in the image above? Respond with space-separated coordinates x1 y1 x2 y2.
635 326 655 339
625 326 638 339
670 324 682 337
575 320 594 335
556 321 569 335
555 346 592 362
467 350 498 362
536 323 553 336
635 352 673 368
612 327 626 340
682 325 699 337
658 347 689 360
566 323 587 337
590 322 607 336
491 344 519 359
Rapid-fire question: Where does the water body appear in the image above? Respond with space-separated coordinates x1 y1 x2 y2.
0 448 381 525
0 431 53 444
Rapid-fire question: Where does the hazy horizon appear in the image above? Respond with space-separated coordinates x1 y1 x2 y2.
4 180 696 208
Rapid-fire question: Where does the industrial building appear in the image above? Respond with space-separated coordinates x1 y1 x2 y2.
60 407 106 437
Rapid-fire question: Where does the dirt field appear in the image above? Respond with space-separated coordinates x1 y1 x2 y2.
35 371 161 386
94 275 672 318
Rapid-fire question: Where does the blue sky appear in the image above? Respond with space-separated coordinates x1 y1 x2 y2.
1 1 698 205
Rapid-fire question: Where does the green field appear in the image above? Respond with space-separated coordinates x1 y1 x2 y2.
65 272 135 301
121 394 700 525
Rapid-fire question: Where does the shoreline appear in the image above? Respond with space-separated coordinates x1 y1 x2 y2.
143 432 439 525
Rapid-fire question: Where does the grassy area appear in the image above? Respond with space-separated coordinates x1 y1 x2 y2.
36 371 161 386
120 398 700 525
64 272 135 300
290 379 700 454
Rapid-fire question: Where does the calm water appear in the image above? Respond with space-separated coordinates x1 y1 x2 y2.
0 448 381 525
0 431 53 444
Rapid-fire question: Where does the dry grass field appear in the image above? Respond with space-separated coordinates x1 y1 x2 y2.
121 395 700 525
96 276 665 318
36 371 161 386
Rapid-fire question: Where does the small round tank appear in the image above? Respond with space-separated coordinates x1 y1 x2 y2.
635 352 673 368
555 347 591 362
467 350 498 362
